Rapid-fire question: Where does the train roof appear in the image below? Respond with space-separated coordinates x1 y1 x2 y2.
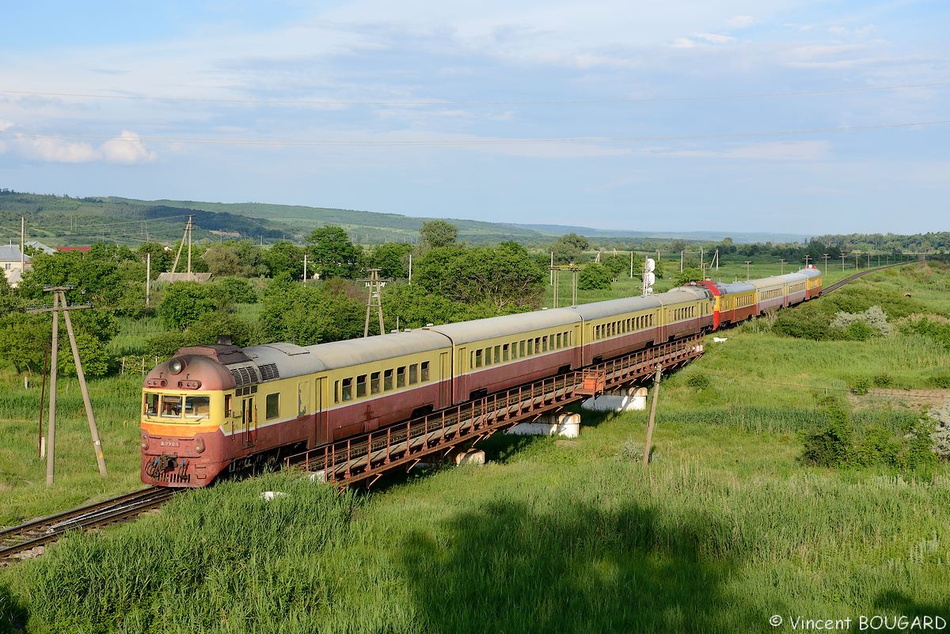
653 286 711 306
567 295 662 320
243 330 451 375
717 281 756 293
425 307 581 345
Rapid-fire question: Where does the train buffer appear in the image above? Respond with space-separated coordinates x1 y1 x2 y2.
576 369 607 396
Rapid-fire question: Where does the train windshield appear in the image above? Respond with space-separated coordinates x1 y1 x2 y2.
144 393 211 421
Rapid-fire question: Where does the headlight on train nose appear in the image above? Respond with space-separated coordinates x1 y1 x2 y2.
141 434 149 449
194 437 205 453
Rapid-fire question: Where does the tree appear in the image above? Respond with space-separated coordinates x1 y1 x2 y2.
259 275 364 344
674 268 704 285
306 226 361 279
419 220 458 249
368 242 412 279
264 241 305 279
578 263 613 290
158 282 217 330
550 233 590 264
416 242 546 312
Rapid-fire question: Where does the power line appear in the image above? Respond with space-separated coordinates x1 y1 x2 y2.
9 118 950 148
2 81 948 107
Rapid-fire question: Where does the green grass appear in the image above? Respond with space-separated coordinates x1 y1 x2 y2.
2 262 950 633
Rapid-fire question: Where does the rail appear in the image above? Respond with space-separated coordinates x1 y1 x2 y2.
821 262 909 295
287 335 704 487
0 487 178 564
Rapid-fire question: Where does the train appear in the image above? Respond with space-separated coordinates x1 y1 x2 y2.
141 266 822 487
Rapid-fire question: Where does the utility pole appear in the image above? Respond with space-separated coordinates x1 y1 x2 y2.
823 253 830 271
804 255 811 268
146 253 151 306
642 364 663 468
570 264 578 307
169 215 195 278
303 254 308 282
841 254 846 271
779 259 786 275
29 287 107 485
20 217 25 270
745 261 751 280
362 269 388 337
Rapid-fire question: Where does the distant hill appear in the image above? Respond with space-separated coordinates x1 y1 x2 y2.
1 190 808 247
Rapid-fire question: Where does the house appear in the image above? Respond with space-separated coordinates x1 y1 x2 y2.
0 245 30 287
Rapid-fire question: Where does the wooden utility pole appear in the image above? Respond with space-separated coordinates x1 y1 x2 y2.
362 269 389 337
29 287 107 485
169 215 194 277
642 364 663 468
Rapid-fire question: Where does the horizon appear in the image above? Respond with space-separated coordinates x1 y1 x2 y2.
1 1 949 236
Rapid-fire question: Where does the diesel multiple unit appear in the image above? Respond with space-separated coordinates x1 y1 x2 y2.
141 267 822 486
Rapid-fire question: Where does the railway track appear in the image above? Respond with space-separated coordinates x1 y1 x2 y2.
0 487 177 564
821 262 907 295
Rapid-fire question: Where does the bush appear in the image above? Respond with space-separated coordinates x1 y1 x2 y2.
800 404 854 467
578 264 612 291
848 377 871 395
685 372 711 390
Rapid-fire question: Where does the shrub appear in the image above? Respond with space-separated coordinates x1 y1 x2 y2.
685 372 711 390
848 377 871 395
800 404 854 467
578 264 612 291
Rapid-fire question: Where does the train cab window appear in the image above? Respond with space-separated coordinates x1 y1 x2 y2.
356 374 367 398
342 378 353 401
409 364 418 385
265 393 280 420
371 372 381 394
502 344 510 362
384 369 394 391
421 362 430 382
185 396 210 419
474 349 483 368
144 393 159 416
225 394 233 417
161 395 182 418
397 366 406 388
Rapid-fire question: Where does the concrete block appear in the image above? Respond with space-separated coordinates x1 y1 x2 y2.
508 412 580 438
454 449 486 466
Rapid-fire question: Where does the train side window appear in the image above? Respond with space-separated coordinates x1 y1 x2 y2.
371 372 381 394
542 336 549 352
502 344 510 362
342 378 353 402
384 369 394 391
409 364 418 385
265 393 280 420
397 366 406 388
356 374 367 398
186 396 210 418
474 349 483 368
557 333 563 348
144 393 159 416
421 361 430 382
161 395 182 418
334 380 340 404
519 340 526 357
527 339 534 355
494 345 501 363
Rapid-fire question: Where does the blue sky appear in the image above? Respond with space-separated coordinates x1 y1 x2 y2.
1 0 948 236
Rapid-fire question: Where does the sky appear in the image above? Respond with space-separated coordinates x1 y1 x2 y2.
1 0 948 237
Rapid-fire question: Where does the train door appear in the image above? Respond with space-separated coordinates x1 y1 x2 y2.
314 376 328 447
241 397 257 448
439 351 452 407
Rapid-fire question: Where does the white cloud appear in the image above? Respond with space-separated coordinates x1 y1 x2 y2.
672 38 697 48
694 32 736 45
13 130 156 164
666 141 831 161
0 119 13 132
727 15 759 29
100 131 157 164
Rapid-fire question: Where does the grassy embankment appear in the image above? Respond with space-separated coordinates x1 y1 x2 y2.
2 263 950 632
